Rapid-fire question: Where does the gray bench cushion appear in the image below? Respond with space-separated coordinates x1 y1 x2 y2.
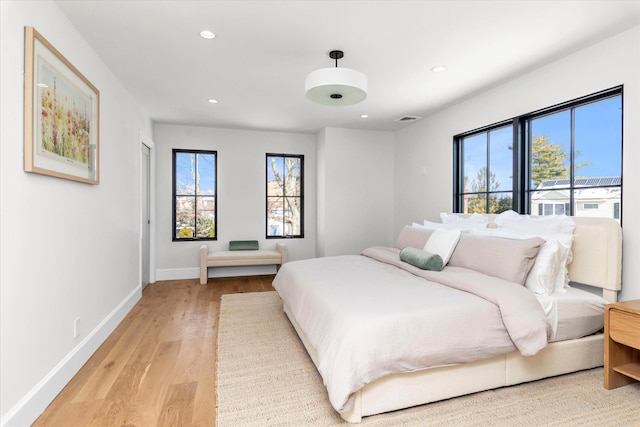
229 240 259 251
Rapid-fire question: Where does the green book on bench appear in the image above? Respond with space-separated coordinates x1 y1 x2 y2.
229 240 259 251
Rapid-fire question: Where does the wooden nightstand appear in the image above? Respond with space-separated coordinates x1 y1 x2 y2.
604 300 640 389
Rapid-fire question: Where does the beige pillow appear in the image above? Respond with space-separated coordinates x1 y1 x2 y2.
448 234 545 285
395 226 434 250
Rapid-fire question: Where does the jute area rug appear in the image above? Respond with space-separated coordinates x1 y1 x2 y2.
216 291 640 426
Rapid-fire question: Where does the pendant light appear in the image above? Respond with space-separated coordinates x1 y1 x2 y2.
305 50 367 106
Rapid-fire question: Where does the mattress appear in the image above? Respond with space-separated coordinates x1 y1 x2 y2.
536 286 607 342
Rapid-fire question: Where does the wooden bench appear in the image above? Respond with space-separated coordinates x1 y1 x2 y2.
199 243 288 284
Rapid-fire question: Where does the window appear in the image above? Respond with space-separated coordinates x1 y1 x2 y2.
266 153 303 238
538 203 570 216
455 124 514 214
454 87 622 222
172 149 217 241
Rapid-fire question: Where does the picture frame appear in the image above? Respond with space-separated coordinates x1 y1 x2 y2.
24 26 100 184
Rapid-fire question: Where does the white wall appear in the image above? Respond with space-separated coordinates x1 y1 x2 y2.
153 124 317 280
395 26 640 301
316 128 327 257
152 124 395 274
0 1 153 425
317 127 395 256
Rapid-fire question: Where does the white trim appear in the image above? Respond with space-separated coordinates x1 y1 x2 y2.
1 286 141 427
139 131 156 285
156 265 278 281
156 267 200 281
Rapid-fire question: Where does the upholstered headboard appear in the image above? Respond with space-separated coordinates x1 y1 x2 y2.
567 217 622 302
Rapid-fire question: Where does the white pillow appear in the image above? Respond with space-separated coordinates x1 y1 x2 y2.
524 240 565 295
423 229 461 265
440 213 489 228
547 234 573 293
413 221 461 230
421 218 486 231
494 209 519 226
496 210 576 235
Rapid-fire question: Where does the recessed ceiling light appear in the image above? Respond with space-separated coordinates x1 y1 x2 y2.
36 83 48 88
200 30 216 39
208 98 219 104
360 114 369 119
431 65 447 73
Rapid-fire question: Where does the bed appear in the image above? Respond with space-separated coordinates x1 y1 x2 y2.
272 214 622 423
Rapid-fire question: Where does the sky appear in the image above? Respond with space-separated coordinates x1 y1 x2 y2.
175 152 216 195
464 94 622 190
532 95 622 178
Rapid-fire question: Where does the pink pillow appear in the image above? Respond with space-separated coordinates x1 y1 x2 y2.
394 226 434 250
448 234 545 285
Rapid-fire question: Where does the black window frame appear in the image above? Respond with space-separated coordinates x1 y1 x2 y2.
172 148 218 242
453 86 623 221
266 153 304 239
452 120 517 215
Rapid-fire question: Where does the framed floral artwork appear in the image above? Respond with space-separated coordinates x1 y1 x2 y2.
24 26 100 184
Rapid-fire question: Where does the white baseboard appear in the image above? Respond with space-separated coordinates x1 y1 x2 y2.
155 267 200 281
1 286 142 427
156 265 277 281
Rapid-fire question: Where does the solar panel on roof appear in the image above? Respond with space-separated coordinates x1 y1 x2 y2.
540 176 621 188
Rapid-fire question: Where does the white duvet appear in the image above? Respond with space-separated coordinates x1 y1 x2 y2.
273 247 550 415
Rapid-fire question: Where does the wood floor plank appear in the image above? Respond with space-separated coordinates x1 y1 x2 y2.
122 340 183 425
72 307 156 402
191 334 217 427
174 336 205 384
157 381 197 427
33 399 104 427
86 358 151 427
161 281 200 342
191 290 219 426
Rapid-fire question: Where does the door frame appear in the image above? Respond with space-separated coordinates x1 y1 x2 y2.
140 131 156 286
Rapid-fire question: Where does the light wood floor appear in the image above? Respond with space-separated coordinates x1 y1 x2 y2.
33 275 275 427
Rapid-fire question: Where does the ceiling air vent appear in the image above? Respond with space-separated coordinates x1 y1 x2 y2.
394 115 422 123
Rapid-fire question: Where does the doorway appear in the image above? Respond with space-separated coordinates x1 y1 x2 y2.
141 143 151 289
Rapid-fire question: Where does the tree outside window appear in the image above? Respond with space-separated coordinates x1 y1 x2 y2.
266 154 303 238
460 125 513 214
173 149 217 241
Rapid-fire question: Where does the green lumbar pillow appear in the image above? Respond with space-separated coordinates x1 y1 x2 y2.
399 247 444 271
229 240 259 251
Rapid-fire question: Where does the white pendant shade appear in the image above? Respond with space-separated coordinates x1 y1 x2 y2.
305 67 367 106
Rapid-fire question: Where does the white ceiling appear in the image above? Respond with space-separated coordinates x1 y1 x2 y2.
54 0 640 134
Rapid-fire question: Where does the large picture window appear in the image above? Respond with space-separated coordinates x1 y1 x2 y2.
454 86 622 222
266 153 303 238
172 149 217 241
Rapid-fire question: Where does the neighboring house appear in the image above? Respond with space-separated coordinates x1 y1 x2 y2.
532 177 622 221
